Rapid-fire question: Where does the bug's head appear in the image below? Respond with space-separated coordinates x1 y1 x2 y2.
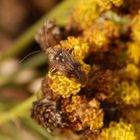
46 48 65 63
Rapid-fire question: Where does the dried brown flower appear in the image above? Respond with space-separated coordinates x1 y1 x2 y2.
61 96 104 132
31 98 67 133
84 65 119 101
35 19 62 51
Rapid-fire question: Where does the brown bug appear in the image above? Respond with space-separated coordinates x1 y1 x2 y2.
46 47 88 84
36 20 88 84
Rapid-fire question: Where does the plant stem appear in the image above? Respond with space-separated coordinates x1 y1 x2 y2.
0 95 36 124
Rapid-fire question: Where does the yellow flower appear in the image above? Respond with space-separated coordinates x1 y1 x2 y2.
79 60 91 75
48 70 81 98
127 42 140 64
96 0 123 11
102 20 120 38
101 120 136 140
62 96 104 131
131 14 140 43
83 20 119 52
70 0 100 30
96 0 111 10
83 27 109 52
115 81 140 106
126 63 140 80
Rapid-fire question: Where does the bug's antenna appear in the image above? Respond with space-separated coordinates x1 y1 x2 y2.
19 50 41 64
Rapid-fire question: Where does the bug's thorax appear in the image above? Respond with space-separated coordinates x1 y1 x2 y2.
46 48 64 62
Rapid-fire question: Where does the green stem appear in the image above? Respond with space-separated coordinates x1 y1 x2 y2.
0 95 36 124
0 0 77 63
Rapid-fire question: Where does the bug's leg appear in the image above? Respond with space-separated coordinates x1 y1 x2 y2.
67 48 74 54
50 68 63 77
50 67 57 74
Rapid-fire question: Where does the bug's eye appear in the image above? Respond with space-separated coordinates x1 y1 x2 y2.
50 56 54 59
55 53 65 62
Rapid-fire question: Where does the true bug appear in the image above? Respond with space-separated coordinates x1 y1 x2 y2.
46 47 88 84
36 20 87 84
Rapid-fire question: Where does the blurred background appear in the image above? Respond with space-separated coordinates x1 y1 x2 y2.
0 0 72 139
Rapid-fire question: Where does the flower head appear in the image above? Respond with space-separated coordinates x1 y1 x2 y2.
100 120 136 140
31 98 67 132
48 71 81 98
96 0 123 11
125 63 140 80
127 42 140 65
61 96 104 131
114 81 140 106
131 14 140 43
70 0 100 30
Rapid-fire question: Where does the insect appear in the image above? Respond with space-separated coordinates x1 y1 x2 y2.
46 47 88 84
35 20 87 84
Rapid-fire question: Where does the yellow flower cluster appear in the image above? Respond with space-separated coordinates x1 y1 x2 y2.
88 99 104 131
62 96 104 131
131 14 140 43
121 108 140 140
101 120 136 140
127 42 140 65
83 20 120 53
102 20 120 38
79 60 91 75
96 0 123 11
48 71 81 98
70 0 100 30
126 63 140 80
83 27 109 53
115 81 140 106
33 0 140 138
96 0 112 10
134 121 140 140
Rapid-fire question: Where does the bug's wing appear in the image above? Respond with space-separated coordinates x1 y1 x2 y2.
63 52 88 84
57 51 80 73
